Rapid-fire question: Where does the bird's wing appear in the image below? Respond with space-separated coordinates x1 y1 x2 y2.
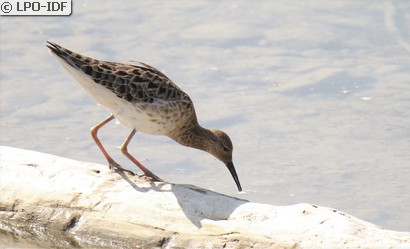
47 41 189 104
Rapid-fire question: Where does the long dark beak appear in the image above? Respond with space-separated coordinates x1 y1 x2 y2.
226 162 242 192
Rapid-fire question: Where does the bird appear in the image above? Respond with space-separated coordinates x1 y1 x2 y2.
46 41 242 191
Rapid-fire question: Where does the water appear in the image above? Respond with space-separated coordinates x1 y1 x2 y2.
1 1 409 232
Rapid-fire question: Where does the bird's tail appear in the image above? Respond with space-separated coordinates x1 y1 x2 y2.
46 41 97 70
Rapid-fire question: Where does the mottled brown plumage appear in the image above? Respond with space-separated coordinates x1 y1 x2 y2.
47 41 242 191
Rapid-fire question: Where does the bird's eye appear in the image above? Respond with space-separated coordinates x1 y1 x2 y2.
223 146 229 152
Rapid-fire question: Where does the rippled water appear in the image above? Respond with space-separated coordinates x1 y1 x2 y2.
1 1 409 232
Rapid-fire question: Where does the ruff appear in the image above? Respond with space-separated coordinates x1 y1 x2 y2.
47 41 242 191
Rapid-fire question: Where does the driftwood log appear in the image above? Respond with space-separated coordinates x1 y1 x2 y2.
0 146 409 248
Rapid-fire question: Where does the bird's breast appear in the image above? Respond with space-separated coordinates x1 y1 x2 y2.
83 79 190 135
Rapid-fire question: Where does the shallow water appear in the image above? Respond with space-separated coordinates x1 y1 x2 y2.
1 1 409 232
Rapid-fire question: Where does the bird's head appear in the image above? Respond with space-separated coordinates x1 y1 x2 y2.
209 129 242 192
172 126 242 192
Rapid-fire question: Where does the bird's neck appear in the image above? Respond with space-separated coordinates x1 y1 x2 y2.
170 125 215 152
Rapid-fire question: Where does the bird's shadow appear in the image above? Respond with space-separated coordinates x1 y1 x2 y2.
115 170 248 228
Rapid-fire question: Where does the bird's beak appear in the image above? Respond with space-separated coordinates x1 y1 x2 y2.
226 161 242 192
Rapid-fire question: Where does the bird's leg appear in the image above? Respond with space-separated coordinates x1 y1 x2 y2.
120 129 163 182
90 115 135 175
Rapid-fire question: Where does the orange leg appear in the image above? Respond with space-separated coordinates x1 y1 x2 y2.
120 129 163 182
90 115 135 175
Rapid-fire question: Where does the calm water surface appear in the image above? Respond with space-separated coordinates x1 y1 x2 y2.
1 1 409 232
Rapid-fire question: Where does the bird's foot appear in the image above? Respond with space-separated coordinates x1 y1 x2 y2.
143 171 164 182
108 160 135 175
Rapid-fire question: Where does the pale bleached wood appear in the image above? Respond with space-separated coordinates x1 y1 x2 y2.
0 146 409 249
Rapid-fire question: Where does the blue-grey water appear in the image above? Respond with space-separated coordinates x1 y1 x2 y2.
1 1 409 232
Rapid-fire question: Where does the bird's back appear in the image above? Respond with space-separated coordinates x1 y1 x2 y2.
47 41 198 135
